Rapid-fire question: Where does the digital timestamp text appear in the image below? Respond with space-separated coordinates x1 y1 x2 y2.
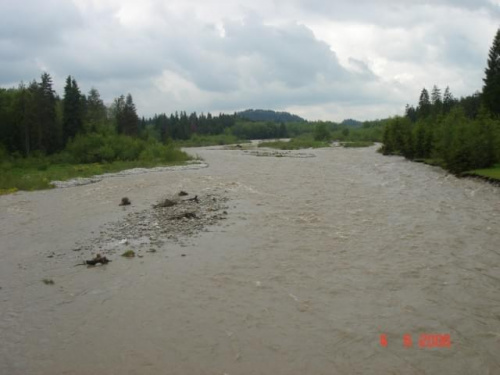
380 333 451 348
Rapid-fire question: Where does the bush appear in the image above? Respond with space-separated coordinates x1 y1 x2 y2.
314 123 331 141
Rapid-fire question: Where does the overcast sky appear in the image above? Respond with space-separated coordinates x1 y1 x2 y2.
1 0 499 121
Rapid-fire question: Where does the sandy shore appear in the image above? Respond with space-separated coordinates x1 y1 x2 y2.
1 145 499 374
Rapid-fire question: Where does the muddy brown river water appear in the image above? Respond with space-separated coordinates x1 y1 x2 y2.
1 145 499 374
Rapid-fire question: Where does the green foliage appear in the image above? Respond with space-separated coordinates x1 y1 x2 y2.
0 152 191 194
383 105 500 175
467 165 500 181
65 133 189 164
380 117 413 157
63 75 84 143
236 109 305 123
232 120 287 139
314 123 331 141
483 28 500 115
340 141 374 148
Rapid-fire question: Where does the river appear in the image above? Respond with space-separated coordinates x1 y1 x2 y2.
0 145 499 374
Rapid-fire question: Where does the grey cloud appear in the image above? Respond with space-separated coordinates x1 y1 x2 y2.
292 0 499 21
0 0 497 120
0 0 83 43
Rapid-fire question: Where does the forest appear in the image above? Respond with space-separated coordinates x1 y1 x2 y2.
381 29 500 177
0 77 381 163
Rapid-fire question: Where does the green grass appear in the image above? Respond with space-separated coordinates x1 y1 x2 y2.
340 141 374 148
259 137 329 150
174 134 248 147
413 158 446 168
466 164 500 181
0 158 190 195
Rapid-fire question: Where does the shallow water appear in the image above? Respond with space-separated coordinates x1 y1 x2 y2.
1 146 499 374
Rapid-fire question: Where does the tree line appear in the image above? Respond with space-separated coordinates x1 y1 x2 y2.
0 74 143 157
1 73 384 162
0 74 299 159
381 29 500 174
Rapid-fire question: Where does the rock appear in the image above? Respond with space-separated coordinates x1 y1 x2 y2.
178 191 189 196
155 198 177 208
171 212 197 220
77 191 230 259
86 254 111 265
119 197 131 206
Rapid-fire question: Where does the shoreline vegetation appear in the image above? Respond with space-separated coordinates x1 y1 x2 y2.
0 72 385 195
380 29 500 185
0 158 193 195
413 159 500 184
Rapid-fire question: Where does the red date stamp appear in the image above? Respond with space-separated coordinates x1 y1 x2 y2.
380 333 451 348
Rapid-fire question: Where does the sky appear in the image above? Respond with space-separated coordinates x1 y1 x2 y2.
0 0 499 121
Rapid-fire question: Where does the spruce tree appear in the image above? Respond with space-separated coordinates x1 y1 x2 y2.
443 86 455 114
37 73 57 152
63 76 84 142
85 88 107 132
431 85 442 114
483 28 500 115
121 94 139 136
417 88 431 118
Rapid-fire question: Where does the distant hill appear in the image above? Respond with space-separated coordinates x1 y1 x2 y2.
236 109 306 123
341 119 363 127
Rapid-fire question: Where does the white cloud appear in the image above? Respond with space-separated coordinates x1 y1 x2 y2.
0 0 499 121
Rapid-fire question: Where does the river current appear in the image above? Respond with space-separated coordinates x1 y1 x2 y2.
0 145 499 374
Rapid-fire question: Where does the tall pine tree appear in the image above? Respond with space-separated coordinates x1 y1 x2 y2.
117 94 139 136
431 85 442 115
39 73 59 153
63 76 84 142
417 88 431 118
443 86 455 114
483 28 500 116
85 88 107 132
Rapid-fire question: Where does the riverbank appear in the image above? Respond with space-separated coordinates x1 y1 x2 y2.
462 165 500 186
0 159 197 195
413 159 500 185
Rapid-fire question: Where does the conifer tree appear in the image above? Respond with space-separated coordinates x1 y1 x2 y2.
483 28 500 115
431 85 442 114
63 76 84 142
417 88 431 118
120 94 139 136
443 86 455 114
85 88 107 132
36 73 58 152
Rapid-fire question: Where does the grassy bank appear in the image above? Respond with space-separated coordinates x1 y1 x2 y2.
464 165 500 182
259 137 329 150
411 159 500 185
0 158 192 195
1 133 193 195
